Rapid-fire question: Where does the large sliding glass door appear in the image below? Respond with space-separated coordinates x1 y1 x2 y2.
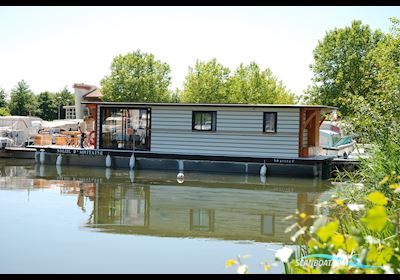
100 107 151 151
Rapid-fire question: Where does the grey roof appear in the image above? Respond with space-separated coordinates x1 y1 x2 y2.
80 101 337 110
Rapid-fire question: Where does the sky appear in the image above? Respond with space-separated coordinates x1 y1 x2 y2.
0 6 399 97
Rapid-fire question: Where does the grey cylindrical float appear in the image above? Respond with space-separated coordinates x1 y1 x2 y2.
178 160 184 172
105 168 111 180
260 161 267 176
129 153 135 170
39 149 45 164
105 154 112 168
129 170 135 183
56 165 62 177
34 151 40 163
56 154 62 166
39 165 45 177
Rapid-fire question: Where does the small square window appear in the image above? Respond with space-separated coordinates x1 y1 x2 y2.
190 209 215 232
263 112 277 133
192 111 216 131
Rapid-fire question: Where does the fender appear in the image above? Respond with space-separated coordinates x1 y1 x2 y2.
88 130 96 146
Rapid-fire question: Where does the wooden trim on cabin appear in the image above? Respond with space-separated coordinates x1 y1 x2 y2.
304 111 317 128
298 108 321 158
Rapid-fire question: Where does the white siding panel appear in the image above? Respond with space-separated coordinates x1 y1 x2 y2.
150 107 300 158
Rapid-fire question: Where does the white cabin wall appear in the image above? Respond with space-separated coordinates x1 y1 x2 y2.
150 106 300 158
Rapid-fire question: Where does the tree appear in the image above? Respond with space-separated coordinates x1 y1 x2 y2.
303 20 384 116
0 87 7 108
55 86 74 106
101 50 172 102
180 59 230 103
37 91 58 121
8 80 37 116
0 108 10 116
348 18 400 143
226 62 295 104
170 88 181 103
55 86 75 119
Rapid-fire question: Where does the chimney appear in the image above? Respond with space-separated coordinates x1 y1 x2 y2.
72 83 97 119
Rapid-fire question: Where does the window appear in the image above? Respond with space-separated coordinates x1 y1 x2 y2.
65 107 76 119
261 214 275 236
190 209 215 232
100 107 151 151
263 112 277 133
192 111 216 131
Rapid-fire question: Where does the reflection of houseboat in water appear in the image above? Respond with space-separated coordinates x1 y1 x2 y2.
0 162 331 244
11 83 340 179
90 183 324 243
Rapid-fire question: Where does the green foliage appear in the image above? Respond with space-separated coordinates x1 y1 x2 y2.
316 220 339 242
37 91 58 121
180 58 230 103
55 86 74 106
361 205 388 231
181 59 295 104
366 191 388 206
227 62 295 104
0 107 10 116
355 137 400 192
285 186 399 274
228 172 400 274
0 87 8 108
304 20 384 116
101 50 172 102
170 88 181 103
304 18 400 146
8 80 37 116
54 87 75 119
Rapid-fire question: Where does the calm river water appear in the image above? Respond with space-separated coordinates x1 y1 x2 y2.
0 158 335 274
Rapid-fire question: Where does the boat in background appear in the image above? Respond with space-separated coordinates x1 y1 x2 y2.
41 119 82 132
0 116 44 148
319 120 356 158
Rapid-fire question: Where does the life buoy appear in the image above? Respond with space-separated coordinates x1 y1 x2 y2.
88 130 96 146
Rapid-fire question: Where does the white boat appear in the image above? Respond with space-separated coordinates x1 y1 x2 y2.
0 116 44 147
41 119 82 132
319 121 356 158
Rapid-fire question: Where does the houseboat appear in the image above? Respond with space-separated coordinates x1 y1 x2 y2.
27 88 338 178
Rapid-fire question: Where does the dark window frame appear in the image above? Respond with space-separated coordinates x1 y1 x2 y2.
192 111 217 132
99 106 151 151
189 209 215 232
263 112 277 134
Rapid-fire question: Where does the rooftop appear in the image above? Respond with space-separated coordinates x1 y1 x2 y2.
80 101 337 111
83 88 103 99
